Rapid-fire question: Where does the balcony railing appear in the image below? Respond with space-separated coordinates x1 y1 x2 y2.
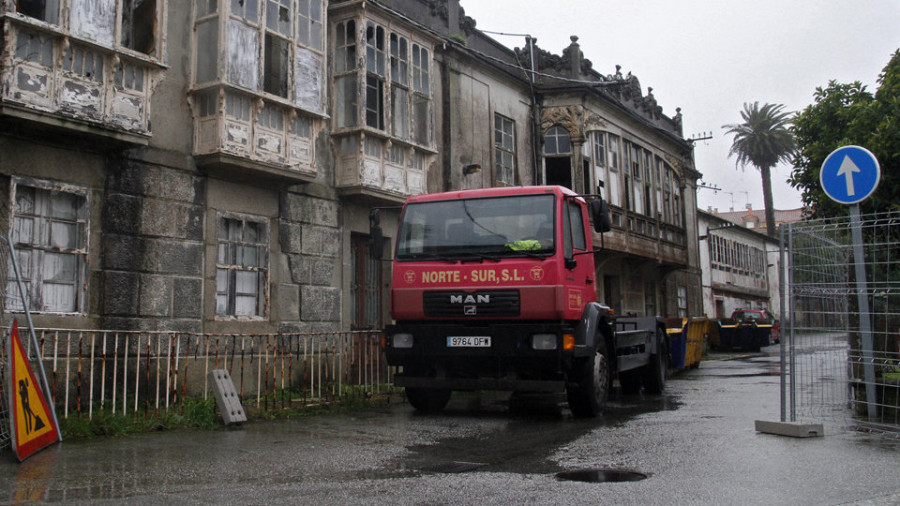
1 16 155 143
335 133 426 203
191 87 319 184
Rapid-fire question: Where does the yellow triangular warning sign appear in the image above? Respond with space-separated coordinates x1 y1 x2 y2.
8 320 60 461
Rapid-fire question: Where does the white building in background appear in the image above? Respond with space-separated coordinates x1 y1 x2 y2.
697 209 781 320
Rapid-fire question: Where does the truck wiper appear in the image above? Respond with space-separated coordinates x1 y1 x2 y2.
457 251 502 263
403 252 458 263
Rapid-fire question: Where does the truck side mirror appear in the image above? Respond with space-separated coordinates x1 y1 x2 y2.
591 199 611 233
370 209 384 260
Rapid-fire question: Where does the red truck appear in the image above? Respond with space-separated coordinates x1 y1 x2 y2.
371 185 667 417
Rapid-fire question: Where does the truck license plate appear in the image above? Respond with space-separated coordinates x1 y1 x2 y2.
447 336 491 347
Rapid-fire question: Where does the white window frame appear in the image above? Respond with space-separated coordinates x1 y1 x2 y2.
215 214 269 318
494 113 515 184
7 179 89 315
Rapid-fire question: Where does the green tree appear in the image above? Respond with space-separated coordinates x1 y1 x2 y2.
789 49 900 219
723 102 796 236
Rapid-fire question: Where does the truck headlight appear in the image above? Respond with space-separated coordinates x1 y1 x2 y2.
392 333 414 348
532 334 557 350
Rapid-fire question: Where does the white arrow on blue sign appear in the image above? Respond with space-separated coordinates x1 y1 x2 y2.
819 145 881 205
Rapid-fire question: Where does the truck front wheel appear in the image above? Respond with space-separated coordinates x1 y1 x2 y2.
566 343 611 418
405 387 451 413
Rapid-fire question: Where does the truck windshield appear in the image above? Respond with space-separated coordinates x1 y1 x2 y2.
396 194 556 260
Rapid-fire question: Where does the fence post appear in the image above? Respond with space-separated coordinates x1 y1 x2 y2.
779 223 787 423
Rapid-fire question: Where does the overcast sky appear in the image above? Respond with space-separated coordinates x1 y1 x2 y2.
461 0 900 213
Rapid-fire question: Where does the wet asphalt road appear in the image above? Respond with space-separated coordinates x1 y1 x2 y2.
2 347 899 505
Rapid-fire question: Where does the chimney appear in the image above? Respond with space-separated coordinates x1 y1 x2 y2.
567 36 582 78
448 0 460 38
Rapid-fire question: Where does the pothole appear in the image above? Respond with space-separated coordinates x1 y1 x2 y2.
556 468 648 483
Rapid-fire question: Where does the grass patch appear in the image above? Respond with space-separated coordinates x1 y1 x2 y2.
60 398 220 440
57 390 403 441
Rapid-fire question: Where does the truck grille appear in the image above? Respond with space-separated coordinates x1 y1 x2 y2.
423 290 520 318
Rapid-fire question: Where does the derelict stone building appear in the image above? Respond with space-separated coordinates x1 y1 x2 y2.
0 0 702 334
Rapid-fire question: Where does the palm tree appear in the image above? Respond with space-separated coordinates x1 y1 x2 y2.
723 102 795 237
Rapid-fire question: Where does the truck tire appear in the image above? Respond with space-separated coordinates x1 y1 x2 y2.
405 387 451 413
566 342 611 418
642 327 668 394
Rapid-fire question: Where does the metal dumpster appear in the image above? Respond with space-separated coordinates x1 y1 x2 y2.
666 318 688 369
715 318 767 351
665 317 705 370
684 317 708 368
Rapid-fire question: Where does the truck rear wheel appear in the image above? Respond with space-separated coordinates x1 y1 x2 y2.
566 343 611 418
642 327 668 394
405 387 451 413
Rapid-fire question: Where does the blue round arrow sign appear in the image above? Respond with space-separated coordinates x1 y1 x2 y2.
819 145 881 205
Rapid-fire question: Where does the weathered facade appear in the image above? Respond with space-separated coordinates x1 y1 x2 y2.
1 0 702 334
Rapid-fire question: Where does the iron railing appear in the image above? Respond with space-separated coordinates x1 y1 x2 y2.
1 327 394 420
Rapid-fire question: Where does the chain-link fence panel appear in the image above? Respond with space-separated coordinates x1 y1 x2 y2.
783 210 900 432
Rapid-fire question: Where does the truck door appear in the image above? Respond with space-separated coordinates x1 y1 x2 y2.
563 199 596 315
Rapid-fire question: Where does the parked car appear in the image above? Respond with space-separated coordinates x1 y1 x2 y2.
730 309 780 345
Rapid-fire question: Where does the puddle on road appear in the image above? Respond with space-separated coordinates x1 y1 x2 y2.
556 468 648 483
393 389 681 478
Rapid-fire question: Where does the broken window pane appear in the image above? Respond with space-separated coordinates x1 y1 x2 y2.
231 0 258 23
266 0 291 37
121 0 157 55
264 33 289 97
17 0 60 24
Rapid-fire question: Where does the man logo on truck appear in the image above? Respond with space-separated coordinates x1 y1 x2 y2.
450 294 490 304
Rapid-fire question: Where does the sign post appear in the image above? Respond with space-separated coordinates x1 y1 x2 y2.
820 145 881 421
